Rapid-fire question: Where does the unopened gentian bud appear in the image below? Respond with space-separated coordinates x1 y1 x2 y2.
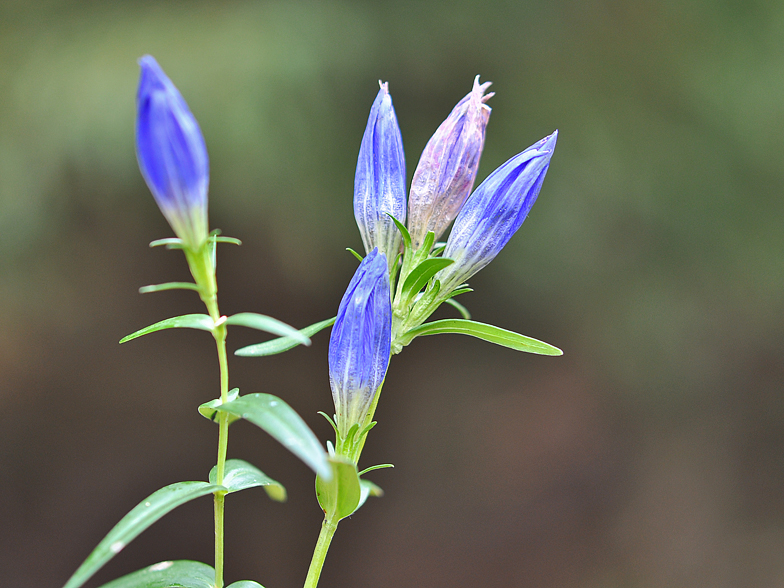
436 131 558 294
408 76 493 250
135 55 209 250
329 248 392 440
354 83 406 271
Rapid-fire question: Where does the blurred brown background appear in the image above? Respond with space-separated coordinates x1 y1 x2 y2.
1 0 783 587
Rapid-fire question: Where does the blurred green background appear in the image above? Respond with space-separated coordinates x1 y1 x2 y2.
1 0 783 586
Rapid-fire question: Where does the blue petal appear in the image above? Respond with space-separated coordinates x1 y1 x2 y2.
329 249 392 435
438 131 557 292
353 83 406 269
135 55 209 248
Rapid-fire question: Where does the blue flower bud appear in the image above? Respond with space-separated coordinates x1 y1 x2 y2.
329 248 392 439
135 55 209 250
408 76 493 250
437 131 557 293
354 83 406 270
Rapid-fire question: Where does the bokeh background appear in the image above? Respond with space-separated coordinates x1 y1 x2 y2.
2 1 783 586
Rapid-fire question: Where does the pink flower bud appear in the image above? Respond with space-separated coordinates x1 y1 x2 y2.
407 76 493 249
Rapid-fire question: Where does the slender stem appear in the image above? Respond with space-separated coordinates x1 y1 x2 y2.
212 327 230 588
303 519 339 588
211 322 231 588
187 241 231 588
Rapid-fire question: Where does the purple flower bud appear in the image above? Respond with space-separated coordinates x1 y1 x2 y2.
354 83 406 269
437 131 557 293
135 55 209 250
329 248 392 438
408 76 493 249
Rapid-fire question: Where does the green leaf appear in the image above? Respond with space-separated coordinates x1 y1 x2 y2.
346 247 364 262
149 237 184 248
401 319 563 355
387 213 412 252
225 313 310 345
138 282 201 294
357 463 394 476
214 236 242 245
315 458 361 521
198 388 242 424
209 458 286 502
213 393 331 479
411 231 435 263
96 560 215 588
401 258 454 304
448 287 473 298
356 479 384 512
63 483 223 588
227 582 265 588
444 297 471 319
431 242 447 257
234 316 335 357
120 314 214 344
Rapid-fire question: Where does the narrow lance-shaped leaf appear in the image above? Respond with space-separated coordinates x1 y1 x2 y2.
120 314 214 344
95 561 215 588
399 318 562 355
235 317 335 357
225 313 310 345
400 257 454 305
211 393 331 479
209 458 287 502
64 482 223 588
138 282 201 294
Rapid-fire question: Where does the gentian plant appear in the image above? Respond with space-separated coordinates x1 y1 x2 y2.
239 78 561 587
63 62 561 588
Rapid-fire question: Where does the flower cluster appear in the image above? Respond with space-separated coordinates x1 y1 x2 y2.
330 77 557 440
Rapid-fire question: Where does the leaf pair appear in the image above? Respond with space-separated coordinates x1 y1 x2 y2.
199 391 331 480
63 461 279 588
120 313 310 346
94 560 262 588
315 458 388 522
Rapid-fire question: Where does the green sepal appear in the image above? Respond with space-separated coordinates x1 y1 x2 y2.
400 258 454 306
346 247 364 262
138 282 201 294
149 237 184 249
209 458 286 502
63 483 223 588
213 236 242 245
400 319 563 355
210 392 331 479
389 252 403 288
448 286 473 298
356 479 384 512
444 297 471 319
119 314 214 344
198 388 241 424
95 560 215 588
357 463 394 476
318 411 339 437
387 213 412 252
408 279 442 322
225 313 310 345
235 316 336 357
431 242 447 257
315 457 361 521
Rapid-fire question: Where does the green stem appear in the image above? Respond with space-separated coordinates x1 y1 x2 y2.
212 327 230 588
187 241 230 588
304 376 387 588
303 518 339 588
